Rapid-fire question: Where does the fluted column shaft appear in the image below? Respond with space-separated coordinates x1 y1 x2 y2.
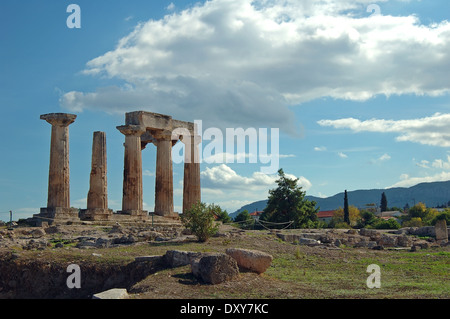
41 113 76 209
87 131 108 210
154 131 175 216
117 125 146 212
183 134 201 213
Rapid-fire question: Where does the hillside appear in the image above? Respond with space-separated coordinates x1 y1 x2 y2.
231 180 450 218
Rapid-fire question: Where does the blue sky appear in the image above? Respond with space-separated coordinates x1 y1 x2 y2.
1 0 449 221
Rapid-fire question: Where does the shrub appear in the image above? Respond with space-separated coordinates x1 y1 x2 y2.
373 218 401 229
432 211 450 225
180 202 219 242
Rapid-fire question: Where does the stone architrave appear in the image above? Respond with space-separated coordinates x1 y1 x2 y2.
435 219 448 243
80 131 112 221
117 125 147 218
182 133 201 214
37 113 79 222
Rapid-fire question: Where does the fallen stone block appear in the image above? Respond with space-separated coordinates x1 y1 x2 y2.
164 250 203 268
191 253 239 285
92 288 129 299
225 248 273 274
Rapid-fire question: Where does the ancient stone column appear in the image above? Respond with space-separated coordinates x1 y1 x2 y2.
37 113 79 222
154 130 176 217
117 125 147 216
81 132 112 220
183 133 201 214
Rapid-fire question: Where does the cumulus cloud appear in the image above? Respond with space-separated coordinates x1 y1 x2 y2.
201 164 311 190
199 164 312 211
389 171 450 188
60 0 450 134
338 152 348 158
318 113 450 147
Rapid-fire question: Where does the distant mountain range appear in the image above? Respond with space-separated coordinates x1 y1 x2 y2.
230 180 450 219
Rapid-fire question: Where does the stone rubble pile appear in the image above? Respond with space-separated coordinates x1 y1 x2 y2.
275 225 449 250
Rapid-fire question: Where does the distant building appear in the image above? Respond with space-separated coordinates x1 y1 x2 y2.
317 210 335 224
250 211 263 220
380 211 404 218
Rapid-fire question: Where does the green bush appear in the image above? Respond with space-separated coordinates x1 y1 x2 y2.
373 218 401 229
334 222 352 229
180 202 219 242
432 211 450 225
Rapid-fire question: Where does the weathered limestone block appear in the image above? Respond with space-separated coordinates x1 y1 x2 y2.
378 234 398 247
397 234 413 247
164 250 203 268
191 253 240 284
435 219 448 243
225 248 273 274
92 288 129 299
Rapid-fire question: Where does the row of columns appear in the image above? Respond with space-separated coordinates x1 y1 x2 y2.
117 125 201 217
38 113 201 222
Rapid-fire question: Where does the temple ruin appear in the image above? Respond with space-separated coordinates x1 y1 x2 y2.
32 111 201 225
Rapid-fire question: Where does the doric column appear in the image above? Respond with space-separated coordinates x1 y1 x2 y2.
182 134 201 213
41 113 76 209
117 125 146 215
87 132 108 209
154 130 176 217
81 131 112 220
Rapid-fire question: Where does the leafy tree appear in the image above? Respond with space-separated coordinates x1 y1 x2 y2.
209 204 232 223
380 192 388 212
180 202 219 242
402 217 424 227
259 169 319 228
355 210 377 228
401 202 439 226
431 210 450 225
333 205 361 227
372 218 401 229
343 190 350 224
234 210 254 229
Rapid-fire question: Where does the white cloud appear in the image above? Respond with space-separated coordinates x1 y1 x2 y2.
338 152 348 158
389 171 450 188
416 160 430 168
314 146 327 152
167 3 175 11
200 164 312 211
431 155 450 169
143 169 155 177
60 0 450 134
318 113 450 147
379 153 391 161
202 152 294 163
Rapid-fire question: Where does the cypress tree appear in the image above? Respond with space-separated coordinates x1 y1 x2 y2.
344 190 350 224
380 192 388 212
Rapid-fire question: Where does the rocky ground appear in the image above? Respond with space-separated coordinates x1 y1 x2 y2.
0 221 448 299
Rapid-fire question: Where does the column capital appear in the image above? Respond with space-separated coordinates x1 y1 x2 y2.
117 125 146 136
40 113 77 127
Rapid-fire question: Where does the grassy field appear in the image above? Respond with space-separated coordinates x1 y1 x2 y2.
3 227 449 299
